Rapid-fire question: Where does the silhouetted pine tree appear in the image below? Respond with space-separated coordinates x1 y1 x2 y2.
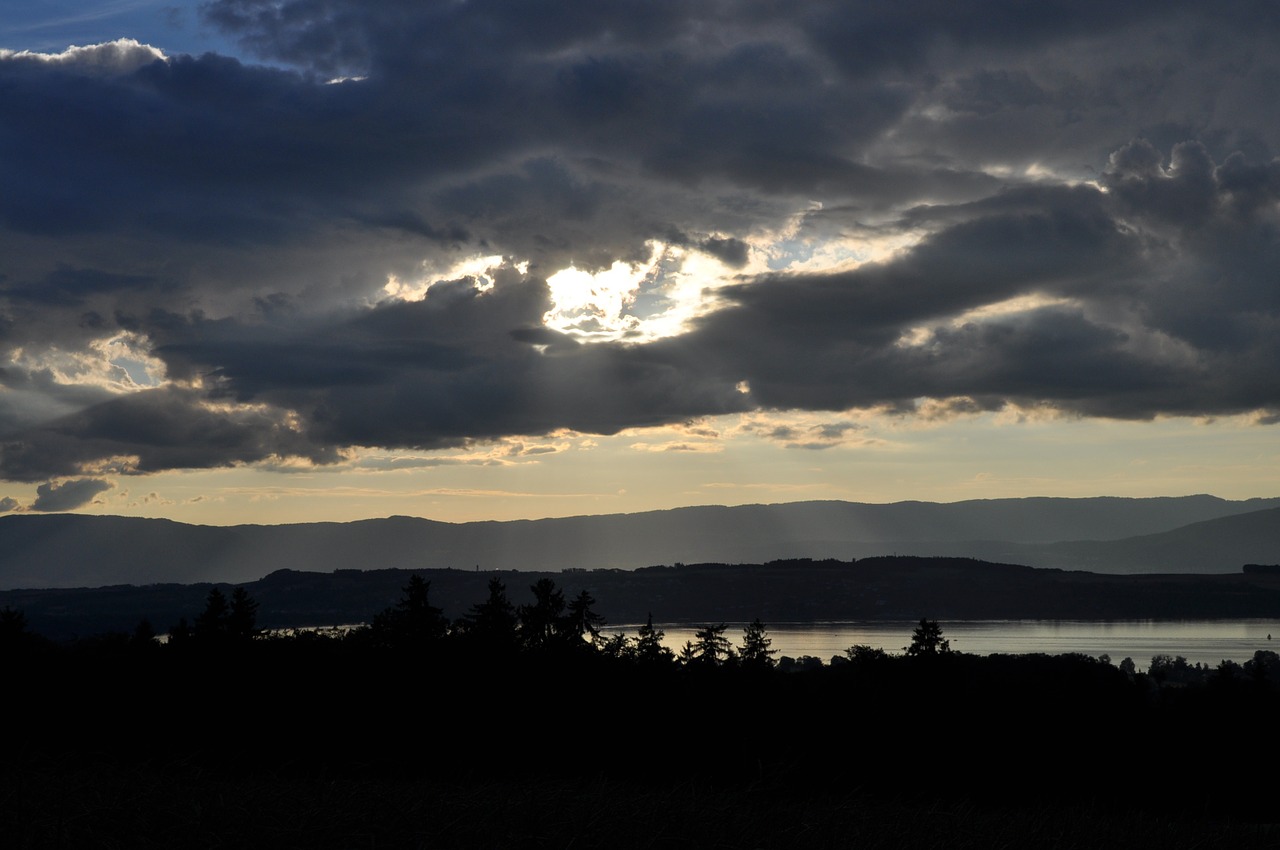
194 588 231 641
369 574 447 650
0 606 47 654
519 578 567 652
566 589 605 648
228 587 261 641
459 577 519 655
690 623 734 667
739 619 776 670
635 614 674 666
905 618 950 656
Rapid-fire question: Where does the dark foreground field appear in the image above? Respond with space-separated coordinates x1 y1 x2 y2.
5 637 1280 849
10 764 1279 849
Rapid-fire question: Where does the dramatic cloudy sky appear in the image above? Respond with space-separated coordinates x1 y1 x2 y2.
0 0 1277 523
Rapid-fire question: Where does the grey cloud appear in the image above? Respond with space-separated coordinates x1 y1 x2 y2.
4 138 1278 482
752 420 867 450
662 230 752 269
1104 140 1219 227
669 150 1279 420
690 185 1137 372
706 292 1272 421
351 455 513 471
814 422 865 440
123 269 748 459
1214 152 1280 216
1 3 1278 481
30 478 114 512
1104 139 1280 234
0 496 18 512
0 367 118 434
2 267 165 307
696 237 750 269
204 0 696 77
0 39 165 74
0 387 337 482
798 0 1201 78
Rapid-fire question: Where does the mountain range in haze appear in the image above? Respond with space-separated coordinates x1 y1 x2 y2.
1 495 1277 590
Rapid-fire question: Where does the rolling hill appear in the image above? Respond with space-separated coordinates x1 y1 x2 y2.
0 495 1276 590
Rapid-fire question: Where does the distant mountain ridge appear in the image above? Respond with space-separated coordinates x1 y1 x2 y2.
1 495 1277 590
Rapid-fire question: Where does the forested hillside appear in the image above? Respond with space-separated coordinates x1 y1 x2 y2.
6 555 1280 643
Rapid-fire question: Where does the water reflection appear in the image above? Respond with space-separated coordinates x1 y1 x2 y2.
642 620 1280 667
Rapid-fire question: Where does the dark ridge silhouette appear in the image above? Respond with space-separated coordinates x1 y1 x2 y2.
7 555 1280 642
3 495 1279 588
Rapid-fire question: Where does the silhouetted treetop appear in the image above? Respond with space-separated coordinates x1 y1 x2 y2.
635 613 674 666
905 618 950 656
458 577 519 654
186 586 261 645
367 574 448 649
519 577 568 651
690 623 735 667
739 619 776 670
229 587 260 641
566 589 605 646
194 588 230 639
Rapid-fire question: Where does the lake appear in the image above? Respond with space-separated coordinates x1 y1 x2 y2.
641 619 1280 668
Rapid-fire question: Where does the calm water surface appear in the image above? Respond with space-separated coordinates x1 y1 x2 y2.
642 620 1280 668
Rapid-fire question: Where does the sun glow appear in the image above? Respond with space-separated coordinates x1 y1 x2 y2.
10 334 166 394
543 241 739 343
383 254 506 301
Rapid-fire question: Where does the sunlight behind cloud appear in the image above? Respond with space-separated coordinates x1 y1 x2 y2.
896 294 1078 348
955 293 1076 322
759 202 925 275
13 334 165 394
384 254 506 301
97 334 165 389
0 38 165 72
543 241 739 342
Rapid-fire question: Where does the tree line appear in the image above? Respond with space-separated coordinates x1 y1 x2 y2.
310 574 780 669
9 572 1280 697
9 573 1280 831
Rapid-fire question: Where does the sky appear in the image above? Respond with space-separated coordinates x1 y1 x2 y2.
0 0 1277 525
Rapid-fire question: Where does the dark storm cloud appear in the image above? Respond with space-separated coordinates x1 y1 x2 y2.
676 165 1280 418
136 269 750 451
2 267 166 307
0 367 119 434
0 387 337 482
682 183 1141 383
29 477 113 512
0 1 1278 482
797 0 1199 77
661 230 752 269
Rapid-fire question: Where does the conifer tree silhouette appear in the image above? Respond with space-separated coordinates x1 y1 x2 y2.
739 619 776 669
905 618 950 656
194 588 231 641
635 613 674 665
460 577 519 655
189 586 261 645
519 578 567 651
566 589 605 647
0 606 39 653
690 623 734 667
228 587 261 641
370 574 448 649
